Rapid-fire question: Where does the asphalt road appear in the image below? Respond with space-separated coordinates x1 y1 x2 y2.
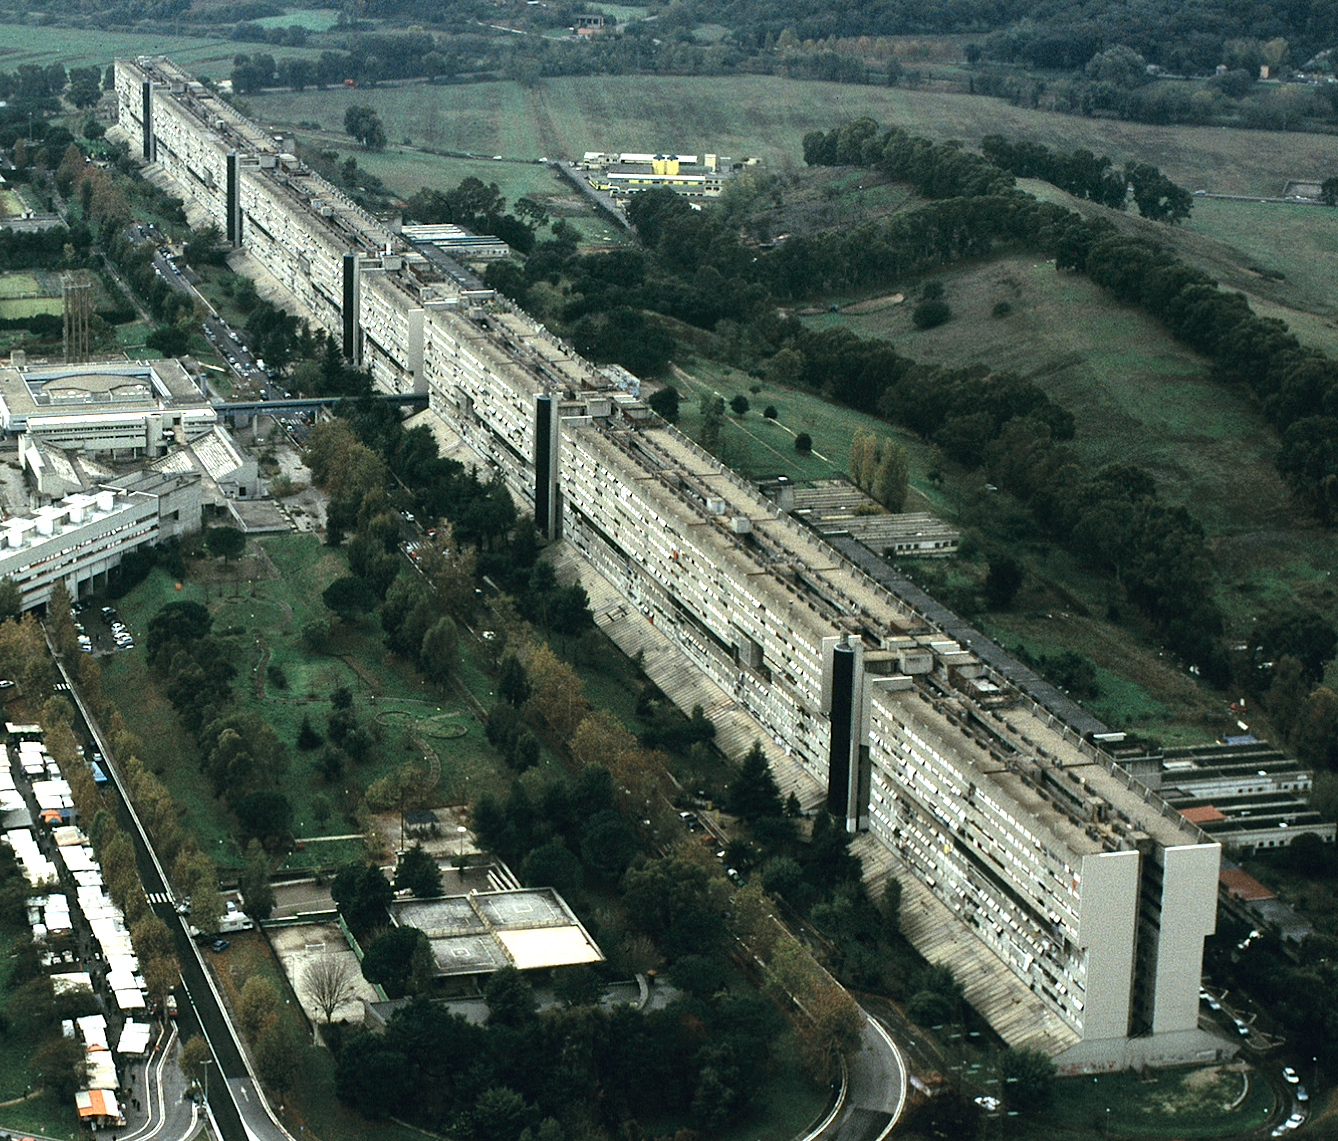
54 653 295 1141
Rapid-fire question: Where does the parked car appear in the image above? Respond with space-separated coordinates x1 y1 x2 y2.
1283 1067 1299 1084
209 939 230 952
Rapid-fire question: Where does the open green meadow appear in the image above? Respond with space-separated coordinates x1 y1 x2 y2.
0 20 327 72
251 6 341 31
100 534 517 874
250 76 1338 199
0 187 24 217
802 253 1291 537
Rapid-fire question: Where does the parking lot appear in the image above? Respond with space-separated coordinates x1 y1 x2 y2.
72 600 135 656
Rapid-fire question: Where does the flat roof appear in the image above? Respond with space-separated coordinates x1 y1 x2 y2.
389 887 602 977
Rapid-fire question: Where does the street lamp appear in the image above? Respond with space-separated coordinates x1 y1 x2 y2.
457 825 467 859
201 1057 213 1107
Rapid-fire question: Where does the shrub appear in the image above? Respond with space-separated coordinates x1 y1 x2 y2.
992 300 1012 317
912 299 952 329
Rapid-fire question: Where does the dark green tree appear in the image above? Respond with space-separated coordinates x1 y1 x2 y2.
394 843 443 898
727 741 784 821
484 965 537 1028
1000 1047 1056 1112
323 575 376 622
361 926 434 998
344 105 386 150
239 840 276 920
647 386 680 422
331 863 393 932
206 526 247 562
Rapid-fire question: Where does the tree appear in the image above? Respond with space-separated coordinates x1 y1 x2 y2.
499 653 531 707
256 1019 302 1094
520 838 584 899
728 741 785 821
579 808 640 879
34 1036 91 1102
238 975 280 1041
1000 1047 1056 1112
699 393 725 452
524 643 589 743
331 863 393 933
485 965 537 1027
794 432 813 453
302 954 359 1034
0 577 21 623
239 841 276 920
420 616 459 685
395 844 443 898
335 1029 414 1118
235 790 294 849
647 386 680 422
361 926 434 998
730 394 750 415
179 1034 214 1096
985 555 1025 609
146 324 190 358
552 963 604 1008
913 299 952 329
344 105 386 150
323 576 376 622
205 525 247 561
1321 177 1338 208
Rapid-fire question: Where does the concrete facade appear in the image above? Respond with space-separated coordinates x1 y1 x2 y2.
0 471 199 611
118 59 1225 1069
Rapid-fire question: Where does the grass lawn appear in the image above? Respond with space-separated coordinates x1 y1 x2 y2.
100 534 513 874
1049 1064 1276 1137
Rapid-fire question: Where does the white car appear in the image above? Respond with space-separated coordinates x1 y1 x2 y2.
1283 1067 1299 1084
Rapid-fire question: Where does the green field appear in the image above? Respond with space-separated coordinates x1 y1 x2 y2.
0 20 327 72
1050 1065 1276 1137
99 535 517 874
249 76 1338 197
252 6 341 31
802 253 1290 537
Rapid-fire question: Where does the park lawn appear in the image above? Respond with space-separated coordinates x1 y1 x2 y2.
252 6 342 30
101 535 512 873
1050 1064 1276 1137
0 927 81 1139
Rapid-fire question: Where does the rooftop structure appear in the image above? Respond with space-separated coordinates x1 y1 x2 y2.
779 478 960 557
0 357 214 466
388 887 602 977
121 61 1226 1071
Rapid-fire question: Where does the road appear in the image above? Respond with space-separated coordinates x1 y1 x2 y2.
802 1007 906 1141
52 649 296 1141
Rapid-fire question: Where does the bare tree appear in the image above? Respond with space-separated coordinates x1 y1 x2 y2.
301 955 358 1041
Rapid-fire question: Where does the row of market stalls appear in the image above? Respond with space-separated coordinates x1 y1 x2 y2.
3 722 152 1129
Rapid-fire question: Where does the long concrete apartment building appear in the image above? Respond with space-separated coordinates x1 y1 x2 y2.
117 59 1224 1071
